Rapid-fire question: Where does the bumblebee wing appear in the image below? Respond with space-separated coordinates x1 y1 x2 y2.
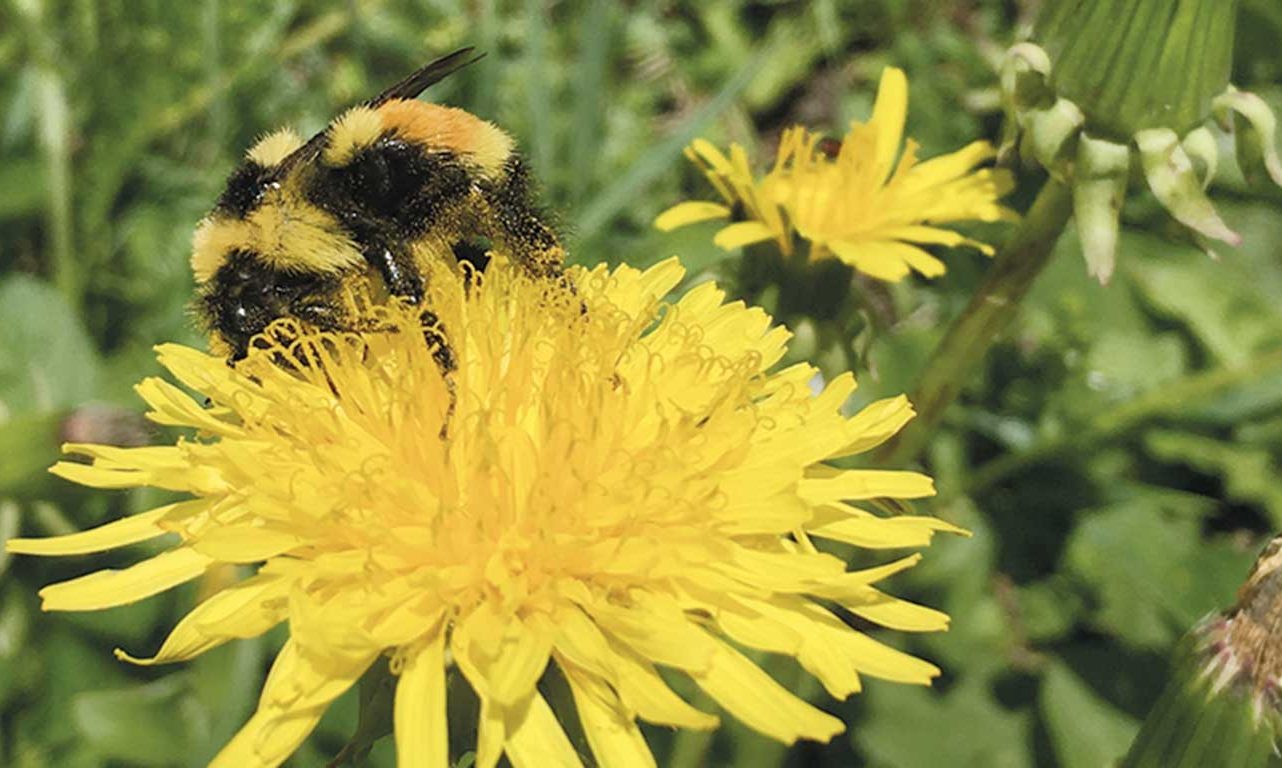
274 48 484 173
367 47 484 106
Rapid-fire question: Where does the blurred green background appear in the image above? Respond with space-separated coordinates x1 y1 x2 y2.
2 0 1282 765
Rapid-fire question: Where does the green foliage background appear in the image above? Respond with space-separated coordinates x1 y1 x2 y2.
2 0 1281 765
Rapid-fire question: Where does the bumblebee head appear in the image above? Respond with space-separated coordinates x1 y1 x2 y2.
192 129 367 358
197 247 343 361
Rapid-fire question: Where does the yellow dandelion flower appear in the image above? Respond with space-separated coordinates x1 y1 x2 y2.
10 257 964 767
657 67 1017 281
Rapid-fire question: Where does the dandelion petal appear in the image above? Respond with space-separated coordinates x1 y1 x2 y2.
505 692 583 768
692 637 845 744
39 547 212 611
655 201 730 231
394 632 448 768
7 505 172 556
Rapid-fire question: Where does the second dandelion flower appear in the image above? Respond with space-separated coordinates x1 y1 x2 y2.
658 67 1016 282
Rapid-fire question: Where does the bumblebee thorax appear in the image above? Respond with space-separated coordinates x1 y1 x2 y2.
191 188 363 284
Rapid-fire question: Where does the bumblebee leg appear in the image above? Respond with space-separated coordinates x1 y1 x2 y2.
418 309 456 372
418 308 457 438
365 242 425 303
450 237 492 288
293 300 347 331
351 240 458 418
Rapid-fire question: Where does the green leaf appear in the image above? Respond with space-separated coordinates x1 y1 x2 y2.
1040 662 1140 768
0 275 101 414
1063 493 1251 649
1084 331 1187 401
1017 577 1084 643
71 679 191 766
61 575 174 647
911 501 1012 676
572 45 767 244
1127 212 1282 366
856 677 1033 768
0 155 47 219
19 625 134 753
332 659 396 767
189 634 269 765
0 411 65 498
567 0 614 209
1145 429 1282 527
630 219 741 274
0 584 33 710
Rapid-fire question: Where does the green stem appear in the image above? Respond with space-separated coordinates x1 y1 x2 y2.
668 690 718 768
667 728 714 768
16 0 78 306
960 347 1282 497
35 68 74 305
880 179 1074 466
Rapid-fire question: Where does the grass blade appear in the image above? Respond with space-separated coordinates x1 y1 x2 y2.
572 45 768 245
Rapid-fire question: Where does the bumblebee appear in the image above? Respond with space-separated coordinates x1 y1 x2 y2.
191 48 564 360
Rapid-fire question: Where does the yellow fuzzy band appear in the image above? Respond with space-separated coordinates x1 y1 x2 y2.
324 106 385 167
247 128 304 167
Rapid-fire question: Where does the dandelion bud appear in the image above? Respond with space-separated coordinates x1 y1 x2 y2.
1123 536 1282 767
1002 0 1279 283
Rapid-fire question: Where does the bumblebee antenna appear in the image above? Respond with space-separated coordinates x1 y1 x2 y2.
275 48 485 173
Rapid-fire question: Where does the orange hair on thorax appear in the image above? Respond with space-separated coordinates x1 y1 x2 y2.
376 100 514 179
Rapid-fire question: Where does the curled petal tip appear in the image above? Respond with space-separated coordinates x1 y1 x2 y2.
1136 128 1240 247
1025 99 1085 175
1215 88 1282 189
1001 43 1054 110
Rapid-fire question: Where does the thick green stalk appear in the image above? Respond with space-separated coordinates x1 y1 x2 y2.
667 724 715 768
881 180 1073 466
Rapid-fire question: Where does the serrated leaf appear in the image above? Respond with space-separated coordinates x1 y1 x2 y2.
1146 430 1282 527
856 677 1033 768
1040 662 1139 768
1064 494 1250 649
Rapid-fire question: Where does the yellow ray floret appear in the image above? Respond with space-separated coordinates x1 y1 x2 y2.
11 255 964 767
657 66 1017 281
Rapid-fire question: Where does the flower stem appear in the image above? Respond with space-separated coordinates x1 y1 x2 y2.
667 724 715 768
880 179 1074 466
960 347 1282 497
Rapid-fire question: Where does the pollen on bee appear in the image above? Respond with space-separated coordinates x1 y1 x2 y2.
247 128 304 167
324 106 386 167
